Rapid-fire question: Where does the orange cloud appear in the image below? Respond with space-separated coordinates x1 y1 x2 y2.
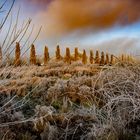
32 0 140 37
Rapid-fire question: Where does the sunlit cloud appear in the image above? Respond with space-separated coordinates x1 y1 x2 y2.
25 0 140 36
11 0 140 55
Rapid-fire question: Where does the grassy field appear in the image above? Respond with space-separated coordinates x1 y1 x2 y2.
0 60 140 140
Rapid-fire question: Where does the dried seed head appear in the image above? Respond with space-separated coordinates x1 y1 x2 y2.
56 45 61 60
121 54 124 61
30 44 36 65
65 47 71 64
100 51 105 65
14 42 21 66
110 54 114 65
82 49 87 64
105 53 109 65
74 47 79 61
95 50 100 64
44 46 49 65
89 50 94 64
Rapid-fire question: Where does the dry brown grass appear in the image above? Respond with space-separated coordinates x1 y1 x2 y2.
0 61 140 139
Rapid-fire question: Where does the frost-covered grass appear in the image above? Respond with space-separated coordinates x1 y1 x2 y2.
0 61 140 139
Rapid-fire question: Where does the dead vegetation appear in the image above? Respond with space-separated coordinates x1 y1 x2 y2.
0 61 140 139
0 0 139 139
0 41 135 68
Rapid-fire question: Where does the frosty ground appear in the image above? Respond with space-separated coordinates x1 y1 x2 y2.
0 61 140 140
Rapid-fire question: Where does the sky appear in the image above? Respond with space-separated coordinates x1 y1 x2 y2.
1 0 140 56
